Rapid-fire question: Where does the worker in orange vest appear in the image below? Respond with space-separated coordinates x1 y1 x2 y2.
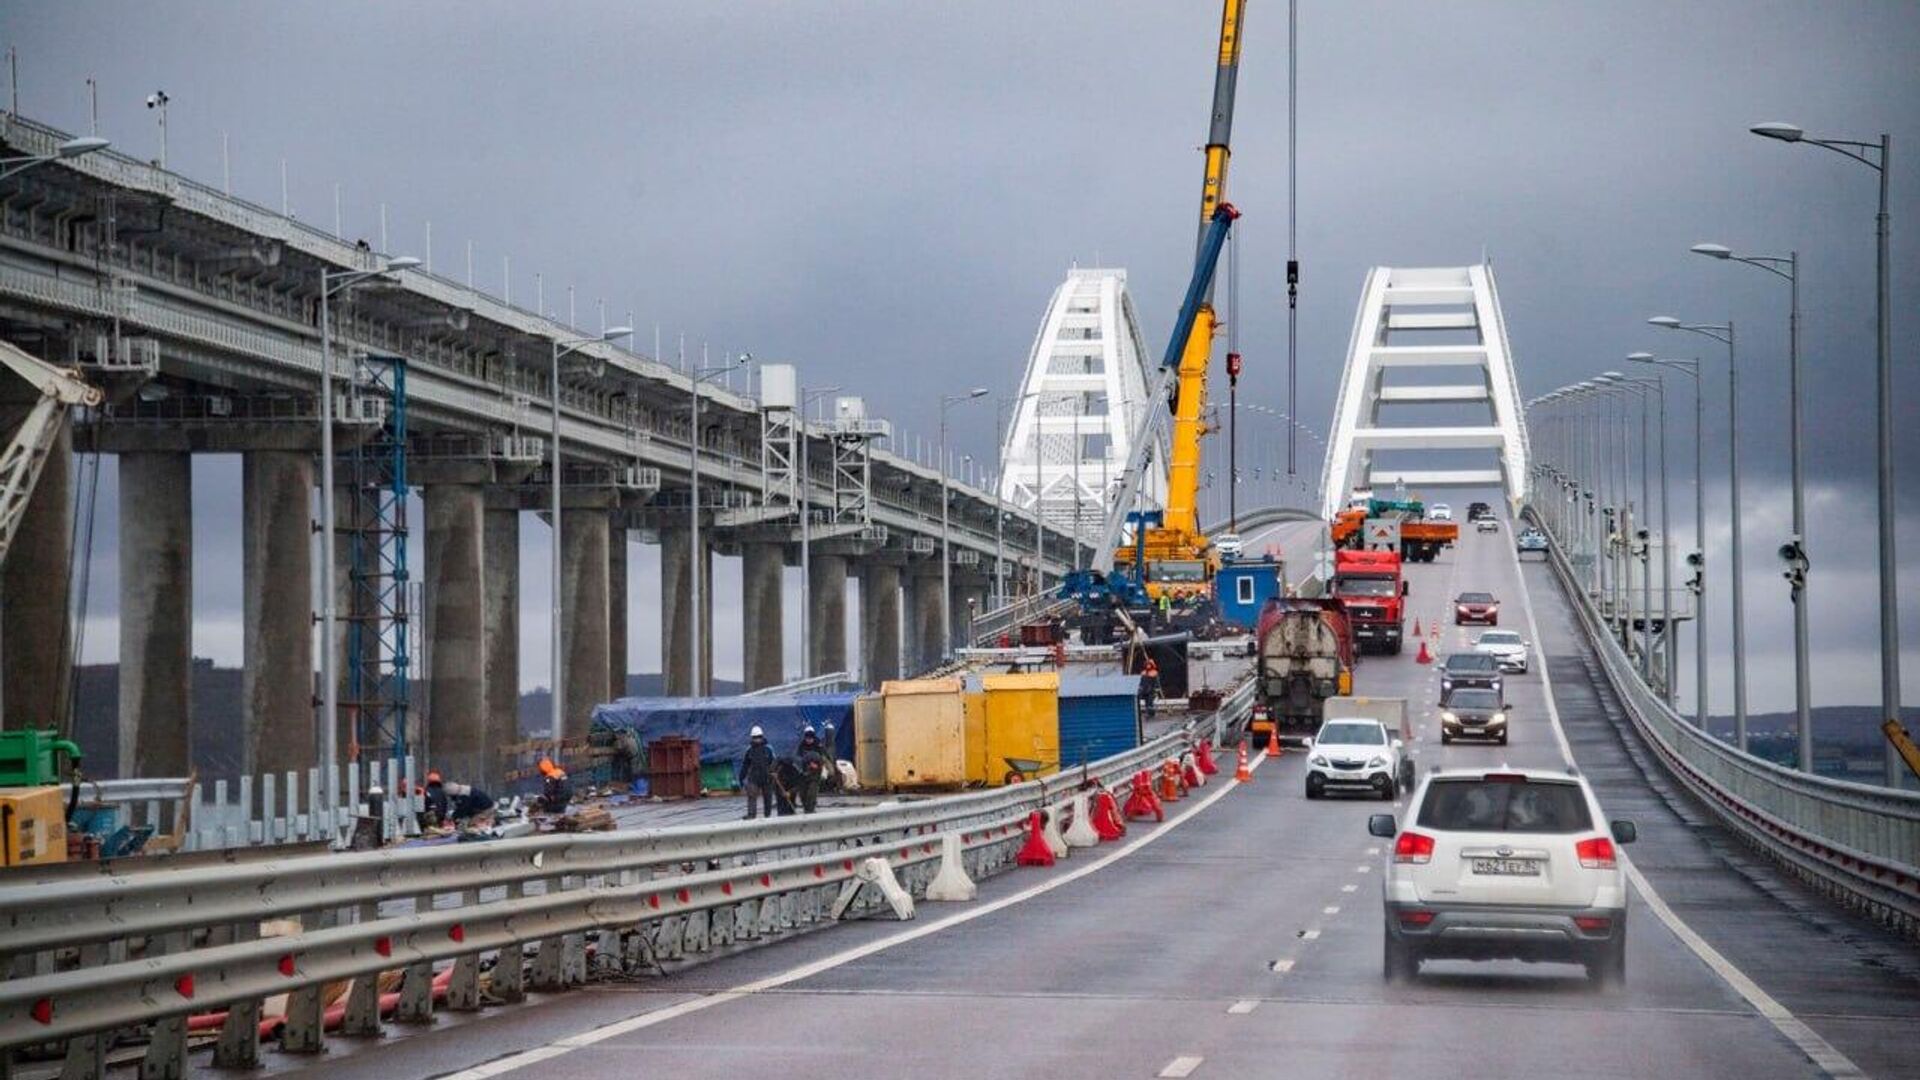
1138 658 1161 718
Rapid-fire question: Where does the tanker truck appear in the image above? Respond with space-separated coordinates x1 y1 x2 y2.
1250 597 1356 741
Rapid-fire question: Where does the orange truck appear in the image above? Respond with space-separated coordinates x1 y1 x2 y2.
1330 499 1458 563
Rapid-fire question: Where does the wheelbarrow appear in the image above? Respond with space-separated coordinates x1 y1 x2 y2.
1001 756 1060 786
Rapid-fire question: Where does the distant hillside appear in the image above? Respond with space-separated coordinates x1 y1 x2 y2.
516 674 744 736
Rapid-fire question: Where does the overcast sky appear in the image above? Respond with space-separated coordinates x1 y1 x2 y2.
6 1 1917 711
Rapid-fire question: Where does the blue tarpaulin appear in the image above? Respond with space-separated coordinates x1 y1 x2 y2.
590 694 859 771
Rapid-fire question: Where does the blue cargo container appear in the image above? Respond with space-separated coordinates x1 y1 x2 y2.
1058 675 1142 769
1215 558 1286 630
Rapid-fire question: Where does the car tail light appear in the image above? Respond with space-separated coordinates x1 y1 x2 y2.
1398 909 1436 928
1576 836 1617 869
1393 831 1435 864
1574 915 1613 933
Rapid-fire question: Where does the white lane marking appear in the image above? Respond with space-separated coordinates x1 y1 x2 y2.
1515 535 1865 1080
1322 905 1341 915
1227 999 1260 1014
1159 1056 1206 1078
1366 846 1381 856
440 751 1271 1078
1355 864 1371 873
1300 929 1321 940
1269 958 1295 973
1341 883 1358 893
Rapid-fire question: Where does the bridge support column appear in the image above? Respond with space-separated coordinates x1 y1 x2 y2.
242 450 316 776
118 452 194 777
862 563 902 684
906 571 944 674
808 554 848 677
660 526 712 696
0 410 70 733
560 509 611 739
423 483 487 784
609 526 628 699
741 542 785 691
482 506 520 785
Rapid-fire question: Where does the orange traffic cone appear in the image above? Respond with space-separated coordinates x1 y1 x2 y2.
1416 638 1433 664
1194 739 1220 776
1016 811 1056 867
1093 790 1128 840
1413 618 1423 637
1124 771 1164 822
1265 724 1283 757
1234 743 1254 783
1158 759 1184 802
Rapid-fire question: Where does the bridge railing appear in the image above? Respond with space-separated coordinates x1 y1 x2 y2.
1528 507 1920 936
0 690 1254 1069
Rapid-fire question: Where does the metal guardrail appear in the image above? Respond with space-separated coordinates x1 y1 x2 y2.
968 591 1073 647
0 687 1257 1069
1528 507 1920 936
740 671 859 697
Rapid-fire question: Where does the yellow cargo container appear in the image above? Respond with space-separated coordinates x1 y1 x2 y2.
0 785 67 867
963 691 988 785
853 695 886 790
982 672 1061 784
880 678 968 788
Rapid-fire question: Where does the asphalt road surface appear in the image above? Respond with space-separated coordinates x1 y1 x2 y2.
269 510 1919 1080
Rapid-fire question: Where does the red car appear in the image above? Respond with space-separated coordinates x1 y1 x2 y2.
1454 591 1500 625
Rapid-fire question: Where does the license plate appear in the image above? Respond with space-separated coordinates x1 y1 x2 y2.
1472 857 1540 876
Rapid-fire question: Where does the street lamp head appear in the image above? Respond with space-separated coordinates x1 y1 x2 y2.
601 325 634 341
737 351 753 366
1648 316 1681 329
1602 370 1626 380
56 136 111 159
967 387 989 399
1690 243 1732 260
384 256 422 271
1626 351 1655 362
1750 122 1805 143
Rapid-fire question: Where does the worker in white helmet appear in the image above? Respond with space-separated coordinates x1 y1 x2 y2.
738 725 775 819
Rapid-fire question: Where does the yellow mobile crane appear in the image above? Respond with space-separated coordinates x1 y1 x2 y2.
1111 0 1247 603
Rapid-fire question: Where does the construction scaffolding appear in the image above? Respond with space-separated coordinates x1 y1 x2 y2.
343 354 412 762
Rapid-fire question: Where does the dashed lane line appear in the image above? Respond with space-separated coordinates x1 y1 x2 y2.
1322 906 1340 915
1227 999 1260 1015
1341 884 1358 893
1269 959 1296 973
1512 527 1866 1080
439 750 1272 1079
1159 1055 1206 1078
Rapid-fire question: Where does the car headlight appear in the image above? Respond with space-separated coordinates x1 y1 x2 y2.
1309 754 1329 767
1440 711 1456 723
1366 756 1386 769
1490 712 1507 724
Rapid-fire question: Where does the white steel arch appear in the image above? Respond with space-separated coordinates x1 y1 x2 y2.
1000 268 1165 537
1319 264 1531 518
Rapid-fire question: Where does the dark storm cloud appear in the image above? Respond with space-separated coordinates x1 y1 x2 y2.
8 1 1916 701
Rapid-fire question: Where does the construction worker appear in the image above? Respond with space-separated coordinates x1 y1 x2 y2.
442 781 495 828
738 726 775 819
1139 658 1161 718
421 770 449 828
536 758 575 815
795 726 829 814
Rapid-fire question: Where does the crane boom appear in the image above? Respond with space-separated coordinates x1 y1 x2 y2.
1090 0 1247 600
0 340 100 568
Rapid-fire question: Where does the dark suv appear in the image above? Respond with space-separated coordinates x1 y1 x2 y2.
1439 651 1503 697
1440 685 1508 745
1467 501 1493 522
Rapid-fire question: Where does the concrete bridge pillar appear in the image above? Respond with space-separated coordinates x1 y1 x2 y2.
861 562 902 685
660 526 713 696
559 508 611 739
242 450 316 777
808 553 848 677
423 483 487 783
482 506 520 785
741 542 785 690
117 452 193 777
609 526 628 700
0 411 70 733
907 570 945 674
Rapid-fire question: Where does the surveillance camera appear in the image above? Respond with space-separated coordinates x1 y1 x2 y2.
1636 528 1649 541
1685 551 1704 567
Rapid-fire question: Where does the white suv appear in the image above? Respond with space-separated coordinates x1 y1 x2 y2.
1368 767 1637 985
1306 718 1413 800
1429 503 1453 521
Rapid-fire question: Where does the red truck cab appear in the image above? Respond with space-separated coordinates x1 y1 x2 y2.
1332 548 1407 655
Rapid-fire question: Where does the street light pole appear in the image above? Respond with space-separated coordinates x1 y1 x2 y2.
550 327 633 737
1693 243 1812 770
317 255 418 825
685 355 747 696
1752 123 1899 785
1652 317 1744 747
939 388 989 659
1632 354 1704 724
